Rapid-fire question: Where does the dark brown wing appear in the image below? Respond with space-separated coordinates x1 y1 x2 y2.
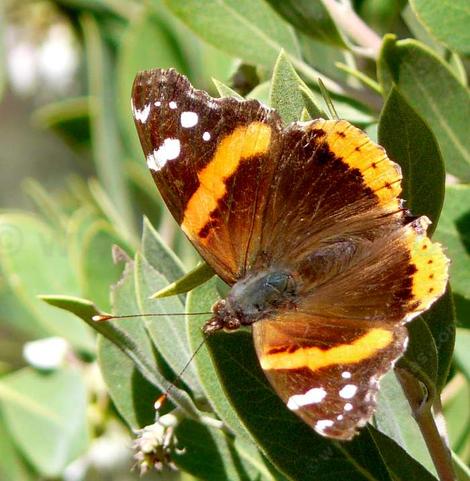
132 68 282 283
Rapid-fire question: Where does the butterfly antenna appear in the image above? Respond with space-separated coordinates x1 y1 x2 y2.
318 78 339 120
155 335 208 411
92 312 212 322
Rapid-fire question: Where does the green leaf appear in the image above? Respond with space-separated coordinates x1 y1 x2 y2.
454 328 470 381
134 253 202 396
141 217 186 283
399 317 438 385
98 258 163 428
270 51 314 124
164 0 300 69
266 0 348 48
420 287 455 392
88 179 138 247
31 97 91 149
0 368 88 477
378 87 445 231
204 329 395 480
433 185 470 322
378 36 470 181
0 214 94 352
174 419 266 481
80 221 130 310
213 78 244 99
186 278 253 443
374 372 435 475
152 262 214 298
22 178 68 232
40 295 200 418
443 375 470 453
247 81 271 104
0 412 35 481
81 14 136 236
410 0 470 55
369 428 439 481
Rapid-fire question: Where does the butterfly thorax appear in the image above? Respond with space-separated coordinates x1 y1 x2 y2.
203 271 297 334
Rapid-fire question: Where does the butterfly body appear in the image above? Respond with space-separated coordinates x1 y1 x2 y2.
204 270 297 333
132 68 449 440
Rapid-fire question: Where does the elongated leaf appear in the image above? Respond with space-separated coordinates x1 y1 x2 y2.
204 329 396 480
134 253 202 396
374 372 435 475
0 368 88 477
398 317 438 386
454 328 470 381
186 278 253 444
213 78 244 99
369 428 439 481
81 14 135 235
434 185 470 308
152 262 214 298
266 0 347 48
410 0 470 55
420 287 455 392
23 178 68 231
164 0 300 68
270 51 317 123
141 217 186 283
40 295 200 418
247 81 271 104
174 419 265 481
0 214 94 352
31 97 91 149
99 257 163 428
80 221 129 310
378 87 445 231
0 412 35 481
378 36 470 180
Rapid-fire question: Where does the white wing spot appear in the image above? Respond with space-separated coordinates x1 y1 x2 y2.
339 384 357 399
315 419 334 434
154 101 161 107
344 403 353 411
147 138 181 171
337 415 344 421
133 103 151 123
169 101 177 109
180 111 198 128
341 371 352 379
202 131 211 141
287 387 326 411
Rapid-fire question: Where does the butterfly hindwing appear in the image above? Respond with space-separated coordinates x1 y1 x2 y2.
253 315 408 440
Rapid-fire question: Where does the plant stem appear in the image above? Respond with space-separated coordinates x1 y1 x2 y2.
322 0 382 59
396 368 456 481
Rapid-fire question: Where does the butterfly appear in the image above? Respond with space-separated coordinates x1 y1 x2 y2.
131 68 449 440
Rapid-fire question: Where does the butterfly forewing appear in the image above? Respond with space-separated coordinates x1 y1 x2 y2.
132 69 282 283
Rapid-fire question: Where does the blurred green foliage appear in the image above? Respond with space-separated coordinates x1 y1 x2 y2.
0 1 469 480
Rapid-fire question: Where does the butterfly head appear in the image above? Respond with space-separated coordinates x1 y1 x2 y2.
203 271 297 335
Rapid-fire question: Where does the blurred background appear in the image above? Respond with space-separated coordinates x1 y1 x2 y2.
0 1 469 480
